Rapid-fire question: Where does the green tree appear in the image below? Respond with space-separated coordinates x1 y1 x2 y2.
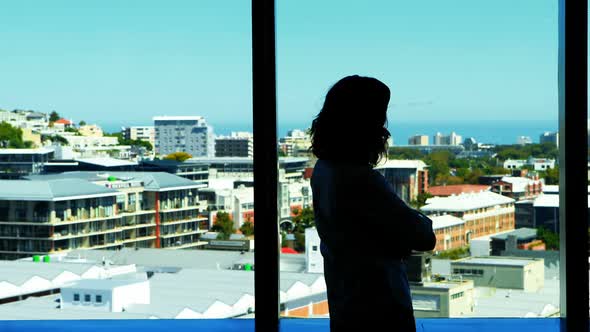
211 211 235 240
410 192 433 209
49 111 60 122
240 220 254 237
537 226 559 250
164 151 192 162
292 207 315 232
118 137 153 151
388 147 425 160
0 121 26 148
543 167 559 185
291 207 315 252
78 120 87 126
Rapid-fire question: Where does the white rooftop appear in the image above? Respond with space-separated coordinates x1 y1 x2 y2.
0 148 54 154
500 176 541 193
77 158 138 167
375 159 427 170
421 191 515 212
453 256 542 267
431 215 465 230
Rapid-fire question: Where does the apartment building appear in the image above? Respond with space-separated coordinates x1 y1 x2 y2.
374 160 428 203
154 116 215 157
408 135 429 146
122 126 156 147
215 132 253 157
279 129 311 156
421 191 515 245
0 172 208 260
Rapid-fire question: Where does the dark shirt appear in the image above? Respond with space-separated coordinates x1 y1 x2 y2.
311 159 436 331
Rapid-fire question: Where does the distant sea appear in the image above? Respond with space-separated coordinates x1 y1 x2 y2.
103 119 557 146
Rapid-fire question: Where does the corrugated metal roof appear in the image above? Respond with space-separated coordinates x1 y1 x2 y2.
431 215 465 230
0 179 118 201
421 191 515 212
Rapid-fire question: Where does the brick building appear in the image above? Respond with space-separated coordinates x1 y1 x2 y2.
421 191 515 247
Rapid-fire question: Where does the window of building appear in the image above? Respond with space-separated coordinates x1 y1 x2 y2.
73 293 80 302
96 295 102 303
84 294 91 302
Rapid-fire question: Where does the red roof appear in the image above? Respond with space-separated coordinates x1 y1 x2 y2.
54 118 72 125
428 184 490 197
281 247 299 254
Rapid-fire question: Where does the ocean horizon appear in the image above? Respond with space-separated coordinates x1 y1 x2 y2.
103 119 557 146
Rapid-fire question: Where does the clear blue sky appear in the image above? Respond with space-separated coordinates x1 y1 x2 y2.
0 1 559 133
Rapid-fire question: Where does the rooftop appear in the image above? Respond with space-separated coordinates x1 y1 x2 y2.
77 158 138 167
431 215 465 230
27 171 201 192
428 184 490 197
490 228 538 241
0 178 118 201
374 159 427 170
421 191 515 212
0 148 54 155
453 256 543 267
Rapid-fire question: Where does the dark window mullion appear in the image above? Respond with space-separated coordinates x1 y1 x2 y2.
252 0 280 331
558 0 588 331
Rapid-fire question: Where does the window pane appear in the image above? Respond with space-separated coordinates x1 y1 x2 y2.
278 0 559 320
0 1 254 322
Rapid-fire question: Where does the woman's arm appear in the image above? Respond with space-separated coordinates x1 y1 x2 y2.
369 170 437 252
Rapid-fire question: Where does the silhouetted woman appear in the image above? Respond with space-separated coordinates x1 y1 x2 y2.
310 75 436 331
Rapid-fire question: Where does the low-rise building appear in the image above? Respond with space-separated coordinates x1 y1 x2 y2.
490 176 543 201
78 124 104 137
0 148 55 179
503 157 556 171
451 256 544 292
411 279 475 318
421 191 515 244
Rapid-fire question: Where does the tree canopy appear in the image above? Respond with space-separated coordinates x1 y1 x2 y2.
240 220 254 237
164 151 192 162
0 121 33 148
211 211 235 240
49 111 60 123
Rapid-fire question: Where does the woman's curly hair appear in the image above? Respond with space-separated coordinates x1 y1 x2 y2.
309 75 391 167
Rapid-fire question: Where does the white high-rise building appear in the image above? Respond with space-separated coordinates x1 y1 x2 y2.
433 132 462 146
154 116 215 157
